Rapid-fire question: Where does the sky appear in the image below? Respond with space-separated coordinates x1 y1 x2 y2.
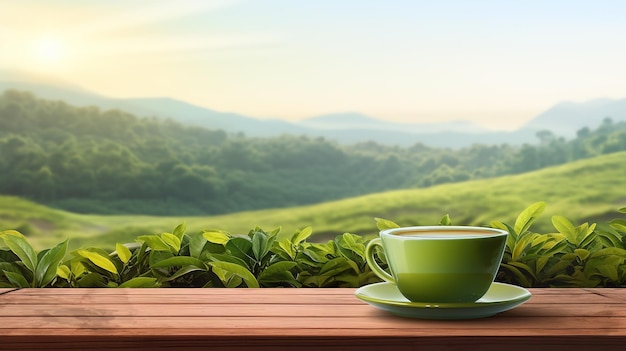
1 0 626 131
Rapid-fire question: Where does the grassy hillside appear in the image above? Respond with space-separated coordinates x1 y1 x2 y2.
2 151 626 251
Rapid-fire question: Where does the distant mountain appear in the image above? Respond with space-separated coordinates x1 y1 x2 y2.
299 112 487 134
0 79 155 117
3 70 624 147
116 97 306 136
0 76 512 147
522 98 626 137
0 78 303 137
0 77 537 147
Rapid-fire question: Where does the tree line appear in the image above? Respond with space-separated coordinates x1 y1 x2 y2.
1 89 625 215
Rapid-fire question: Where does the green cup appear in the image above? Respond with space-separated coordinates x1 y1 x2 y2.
366 226 508 303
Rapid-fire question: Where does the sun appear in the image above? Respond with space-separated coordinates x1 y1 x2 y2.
33 37 65 66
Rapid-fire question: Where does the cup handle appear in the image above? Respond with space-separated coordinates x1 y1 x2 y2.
365 238 395 283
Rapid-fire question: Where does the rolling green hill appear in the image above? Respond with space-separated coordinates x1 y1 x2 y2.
2 151 626 251
4 90 626 218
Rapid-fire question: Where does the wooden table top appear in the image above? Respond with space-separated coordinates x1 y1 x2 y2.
0 287 625 351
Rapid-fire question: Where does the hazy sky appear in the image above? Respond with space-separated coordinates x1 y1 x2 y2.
1 0 626 130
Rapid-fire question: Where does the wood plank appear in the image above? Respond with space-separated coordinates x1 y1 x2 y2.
0 288 625 351
0 294 361 305
2 288 621 305
2 326 626 337
0 303 370 317
0 315 625 334
7 288 352 295
1 302 625 318
0 335 624 351
584 289 626 302
6 287 593 295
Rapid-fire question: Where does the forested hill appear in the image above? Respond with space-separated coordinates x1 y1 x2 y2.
2 89 626 216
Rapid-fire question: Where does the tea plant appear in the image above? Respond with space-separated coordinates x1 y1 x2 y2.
2 203 626 288
491 203 626 287
0 230 67 288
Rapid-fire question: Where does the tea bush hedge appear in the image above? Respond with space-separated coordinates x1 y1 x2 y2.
1 202 625 288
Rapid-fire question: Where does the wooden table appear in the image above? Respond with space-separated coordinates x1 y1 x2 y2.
0 287 625 350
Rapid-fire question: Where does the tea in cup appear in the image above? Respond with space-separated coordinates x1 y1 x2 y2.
365 226 508 303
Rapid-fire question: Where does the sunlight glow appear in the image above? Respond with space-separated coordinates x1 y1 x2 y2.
33 37 64 65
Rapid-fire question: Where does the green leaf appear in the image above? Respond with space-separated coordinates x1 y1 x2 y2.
586 256 623 274
531 234 550 246
0 230 25 239
258 261 299 286
319 257 353 276
541 239 569 256
76 272 106 287
208 253 250 269
203 230 231 245
300 248 327 264
118 277 160 288
301 274 332 287
439 214 453 226
277 238 296 260
335 273 368 287
75 249 118 275
137 235 171 251
514 201 546 235
596 265 619 282
252 230 269 261
609 219 626 234
136 242 149 267
597 230 624 248
506 261 537 280
512 233 535 261
574 249 591 261
148 250 174 267
225 236 254 262
2 234 37 273
308 241 336 257
209 261 259 288
0 249 18 263
491 221 517 252
160 265 206 282
590 247 626 258
161 233 181 253
269 226 282 238
173 223 187 240
3 270 30 288
578 227 597 249
552 215 578 244
150 256 206 269
116 243 132 264
375 217 400 231
336 233 366 261
291 227 312 245
536 255 551 274
225 276 244 288
56 265 71 280
189 232 208 258
0 262 21 275
545 258 575 277
69 259 85 277
260 261 298 276
500 263 532 287
35 239 68 287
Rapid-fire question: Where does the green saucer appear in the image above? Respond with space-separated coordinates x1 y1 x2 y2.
354 281 531 320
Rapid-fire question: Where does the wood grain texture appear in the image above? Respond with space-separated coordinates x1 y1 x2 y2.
1 288 625 351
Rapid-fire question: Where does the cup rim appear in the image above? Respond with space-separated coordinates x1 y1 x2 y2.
380 225 508 239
